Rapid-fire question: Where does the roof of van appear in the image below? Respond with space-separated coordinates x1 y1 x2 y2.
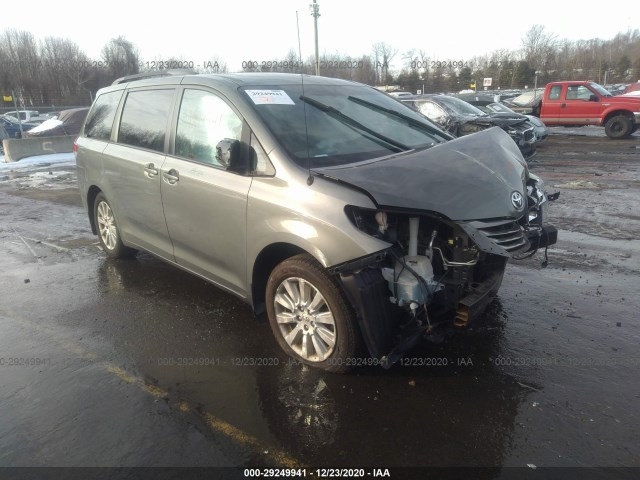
113 71 363 88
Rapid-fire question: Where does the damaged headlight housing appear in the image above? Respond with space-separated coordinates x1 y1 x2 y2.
526 174 547 223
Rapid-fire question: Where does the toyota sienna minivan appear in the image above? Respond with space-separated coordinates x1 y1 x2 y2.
76 71 558 372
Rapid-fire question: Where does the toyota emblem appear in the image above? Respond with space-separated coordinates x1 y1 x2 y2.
511 191 524 209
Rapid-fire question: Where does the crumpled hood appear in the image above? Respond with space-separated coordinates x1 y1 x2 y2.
313 127 528 221
485 112 529 127
456 114 526 129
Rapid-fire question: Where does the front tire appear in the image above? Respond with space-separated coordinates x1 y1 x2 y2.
604 115 632 139
266 254 362 373
93 192 136 259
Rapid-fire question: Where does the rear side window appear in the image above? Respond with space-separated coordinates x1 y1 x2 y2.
84 91 123 140
118 89 174 152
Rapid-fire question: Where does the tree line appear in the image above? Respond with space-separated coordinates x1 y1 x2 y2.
1 26 639 109
395 26 640 93
0 30 225 109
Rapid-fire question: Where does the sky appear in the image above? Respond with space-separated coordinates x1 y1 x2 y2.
3 0 637 71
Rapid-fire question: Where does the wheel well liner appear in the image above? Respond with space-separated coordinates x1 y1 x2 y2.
87 185 102 235
603 110 635 125
251 243 306 316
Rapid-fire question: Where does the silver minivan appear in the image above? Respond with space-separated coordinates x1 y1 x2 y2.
76 72 557 372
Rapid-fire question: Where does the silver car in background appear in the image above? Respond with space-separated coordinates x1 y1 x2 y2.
76 72 558 372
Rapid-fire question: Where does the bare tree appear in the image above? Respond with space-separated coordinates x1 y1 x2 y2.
372 42 398 85
522 25 558 72
101 36 140 81
40 36 93 104
0 29 40 105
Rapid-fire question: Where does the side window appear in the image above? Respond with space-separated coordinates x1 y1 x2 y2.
84 91 123 140
418 101 446 122
250 133 275 176
548 85 562 100
175 89 243 166
118 89 174 152
566 85 592 101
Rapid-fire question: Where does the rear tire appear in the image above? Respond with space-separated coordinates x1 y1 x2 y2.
93 192 136 259
266 254 363 373
604 115 632 139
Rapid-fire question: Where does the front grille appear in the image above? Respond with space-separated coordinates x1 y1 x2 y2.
476 219 527 252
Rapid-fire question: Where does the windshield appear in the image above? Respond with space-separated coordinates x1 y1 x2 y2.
588 82 613 97
434 96 486 116
242 84 449 167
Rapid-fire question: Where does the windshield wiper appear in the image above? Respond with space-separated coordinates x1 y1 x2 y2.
347 96 450 141
299 95 410 152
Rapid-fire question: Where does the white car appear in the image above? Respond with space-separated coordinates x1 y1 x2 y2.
4 110 50 124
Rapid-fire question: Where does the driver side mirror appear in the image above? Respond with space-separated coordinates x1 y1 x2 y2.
589 94 599 102
215 138 240 169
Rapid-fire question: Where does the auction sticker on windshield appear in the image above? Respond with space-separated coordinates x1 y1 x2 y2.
246 90 295 105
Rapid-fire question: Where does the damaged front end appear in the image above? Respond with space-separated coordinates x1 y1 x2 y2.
318 128 558 367
333 211 507 364
459 115 537 159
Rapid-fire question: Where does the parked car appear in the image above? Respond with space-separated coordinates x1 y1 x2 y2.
502 89 544 116
388 92 413 98
24 107 89 138
0 115 37 138
4 110 50 124
401 94 537 158
456 94 548 142
604 84 628 96
622 83 640 95
76 72 557 371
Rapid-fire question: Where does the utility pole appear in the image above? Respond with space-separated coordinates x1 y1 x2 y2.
11 90 24 137
310 0 320 75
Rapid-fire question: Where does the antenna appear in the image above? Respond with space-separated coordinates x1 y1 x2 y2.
296 11 314 186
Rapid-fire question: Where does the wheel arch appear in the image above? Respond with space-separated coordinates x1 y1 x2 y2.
250 242 312 317
603 109 634 126
87 185 102 235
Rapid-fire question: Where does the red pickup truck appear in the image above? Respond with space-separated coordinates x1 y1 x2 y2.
539 81 640 138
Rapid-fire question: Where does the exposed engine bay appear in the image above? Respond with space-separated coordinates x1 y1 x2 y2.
335 175 558 368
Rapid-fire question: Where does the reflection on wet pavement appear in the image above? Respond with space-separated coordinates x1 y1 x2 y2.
1 135 640 471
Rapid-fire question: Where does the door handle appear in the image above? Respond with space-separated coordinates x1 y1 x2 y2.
561 103 566 108
162 168 179 185
144 163 158 177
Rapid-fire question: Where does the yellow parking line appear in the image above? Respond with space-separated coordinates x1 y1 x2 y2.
2 309 304 469
202 413 303 469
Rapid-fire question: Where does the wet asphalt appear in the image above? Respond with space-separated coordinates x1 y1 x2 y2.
0 129 639 478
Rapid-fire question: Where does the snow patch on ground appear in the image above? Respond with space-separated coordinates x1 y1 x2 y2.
553 180 600 189
0 152 75 169
0 153 76 190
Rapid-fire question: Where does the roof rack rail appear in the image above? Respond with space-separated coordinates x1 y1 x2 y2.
111 69 197 86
